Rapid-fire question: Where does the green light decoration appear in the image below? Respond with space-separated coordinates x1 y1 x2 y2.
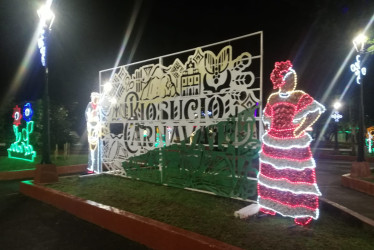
154 128 166 148
7 103 37 162
366 139 373 154
123 107 260 200
366 126 374 154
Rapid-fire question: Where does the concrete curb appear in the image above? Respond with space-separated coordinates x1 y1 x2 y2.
0 164 87 181
320 197 374 227
19 181 242 250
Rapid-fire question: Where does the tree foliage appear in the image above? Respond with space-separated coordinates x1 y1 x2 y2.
367 38 374 54
0 99 16 146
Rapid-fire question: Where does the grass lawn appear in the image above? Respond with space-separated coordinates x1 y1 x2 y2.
0 154 87 172
46 175 374 250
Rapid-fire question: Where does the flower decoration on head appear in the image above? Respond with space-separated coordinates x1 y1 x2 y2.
270 60 293 89
23 103 34 122
12 105 23 126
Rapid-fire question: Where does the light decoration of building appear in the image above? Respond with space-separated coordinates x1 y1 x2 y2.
7 103 37 162
331 111 343 122
350 55 366 84
258 60 325 226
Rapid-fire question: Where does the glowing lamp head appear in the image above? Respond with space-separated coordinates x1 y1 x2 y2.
353 34 368 53
37 0 55 29
333 101 342 110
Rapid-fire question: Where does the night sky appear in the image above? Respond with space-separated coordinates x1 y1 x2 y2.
1 0 374 133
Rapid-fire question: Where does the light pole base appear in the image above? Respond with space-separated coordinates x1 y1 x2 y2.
350 161 371 178
34 164 58 184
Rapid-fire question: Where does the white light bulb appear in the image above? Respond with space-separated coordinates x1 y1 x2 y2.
104 82 113 93
110 98 117 104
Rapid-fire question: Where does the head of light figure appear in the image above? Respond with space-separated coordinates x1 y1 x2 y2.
23 103 34 122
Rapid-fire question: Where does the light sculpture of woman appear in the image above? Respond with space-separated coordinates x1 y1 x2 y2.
258 60 325 226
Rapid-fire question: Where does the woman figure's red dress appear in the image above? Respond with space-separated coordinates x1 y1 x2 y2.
258 61 325 226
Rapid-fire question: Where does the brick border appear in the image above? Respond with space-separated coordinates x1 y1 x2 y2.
19 181 242 250
341 174 374 196
0 164 87 181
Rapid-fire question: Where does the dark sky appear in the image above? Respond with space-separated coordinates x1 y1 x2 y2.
1 0 374 131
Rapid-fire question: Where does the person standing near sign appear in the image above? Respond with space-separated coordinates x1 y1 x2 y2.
86 92 101 173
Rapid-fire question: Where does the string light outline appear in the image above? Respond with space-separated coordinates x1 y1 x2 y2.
258 191 319 211
258 179 321 196
259 60 325 225
259 203 319 220
8 104 37 162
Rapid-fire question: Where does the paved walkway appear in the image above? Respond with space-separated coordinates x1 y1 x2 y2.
0 180 149 250
316 159 374 222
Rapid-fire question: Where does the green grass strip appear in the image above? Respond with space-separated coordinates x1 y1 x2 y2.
0 155 87 172
46 175 374 250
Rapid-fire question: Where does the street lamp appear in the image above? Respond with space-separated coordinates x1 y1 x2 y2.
37 1 55 164
350 33 371 177
333 101 342 111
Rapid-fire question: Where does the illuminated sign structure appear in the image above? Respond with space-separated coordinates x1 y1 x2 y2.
95 33 263 200
7 103 37 162
99 40 262 173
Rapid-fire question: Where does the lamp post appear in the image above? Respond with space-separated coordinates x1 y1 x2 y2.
37 1 55 164
349 33 371 177
352 34 367 162
331 101 342 154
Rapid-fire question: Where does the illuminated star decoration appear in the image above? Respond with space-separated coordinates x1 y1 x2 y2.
350 55 366 84
331 111 343 122
12 105 23 126
23 103 34 122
